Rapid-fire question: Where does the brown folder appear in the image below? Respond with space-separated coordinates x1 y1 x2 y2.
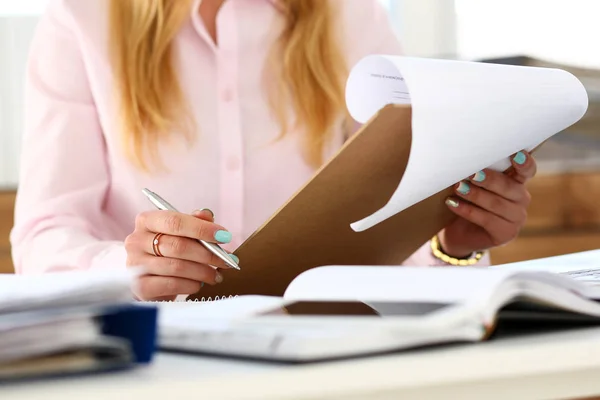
190 105 457 300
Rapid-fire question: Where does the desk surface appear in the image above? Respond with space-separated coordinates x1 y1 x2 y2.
5 326 600 400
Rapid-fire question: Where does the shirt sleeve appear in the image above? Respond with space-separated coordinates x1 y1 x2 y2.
10 0 127 274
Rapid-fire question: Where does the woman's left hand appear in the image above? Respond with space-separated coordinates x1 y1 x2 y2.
439 150 537 258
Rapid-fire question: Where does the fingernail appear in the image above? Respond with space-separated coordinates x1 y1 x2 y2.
200 208 214 219
457 182 470 195
200 282 205 288
229 254 239 264
513 151 526 165
215 272 224 284
473 170 486 182
214 230 232 243
446 198 459 208
193 209 214 220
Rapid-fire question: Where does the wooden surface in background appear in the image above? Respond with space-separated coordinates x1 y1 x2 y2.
0 191 15 273
489 171 600 264
490 231 600 265
524 172 600 232
0 171 599 273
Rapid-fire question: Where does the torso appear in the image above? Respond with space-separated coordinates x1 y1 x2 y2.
57 0 401 251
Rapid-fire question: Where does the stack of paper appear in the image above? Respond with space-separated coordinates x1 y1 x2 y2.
0 269 158 382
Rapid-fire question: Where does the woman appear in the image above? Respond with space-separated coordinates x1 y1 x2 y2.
11 0 536 301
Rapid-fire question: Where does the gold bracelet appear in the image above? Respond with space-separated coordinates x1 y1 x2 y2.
430 235 485 266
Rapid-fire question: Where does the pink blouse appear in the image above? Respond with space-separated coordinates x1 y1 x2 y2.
10 0 490 275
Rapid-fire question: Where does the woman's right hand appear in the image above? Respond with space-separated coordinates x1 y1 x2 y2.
124 209 236 301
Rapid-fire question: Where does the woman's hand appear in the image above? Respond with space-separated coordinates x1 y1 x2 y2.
439 150 537 258
124 209 237 301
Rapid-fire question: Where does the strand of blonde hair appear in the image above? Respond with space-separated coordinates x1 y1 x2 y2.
109 0 349 170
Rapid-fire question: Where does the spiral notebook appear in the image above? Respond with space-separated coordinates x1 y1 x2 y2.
190 55 588 301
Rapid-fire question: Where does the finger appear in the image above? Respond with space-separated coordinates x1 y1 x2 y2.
192 208 215 222
139 231 230 268
140 254 224 285
510 151 537 184
136 275 202 301
468 168 528 203
445 197 518 244
454 181 527 224
136 210 232 244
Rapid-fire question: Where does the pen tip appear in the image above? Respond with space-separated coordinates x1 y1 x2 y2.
142 188 152 196
227 261 240 270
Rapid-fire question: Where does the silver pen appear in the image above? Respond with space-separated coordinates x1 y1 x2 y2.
141 188 240 270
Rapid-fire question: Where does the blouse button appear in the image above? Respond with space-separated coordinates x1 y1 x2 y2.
227 156 241 171
222 88 233 102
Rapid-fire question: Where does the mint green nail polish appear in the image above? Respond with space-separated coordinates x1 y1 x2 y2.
473 171 486 182
229 254 239 264
457 181 470 195
200 282 205 288
214 230 232 243
513 151 526 165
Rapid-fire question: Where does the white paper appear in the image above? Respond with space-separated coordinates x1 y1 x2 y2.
283 266 520 305
158 295 286 323
493 249 600 286
0 318 99 364
156 295 288 332
0 268 137 314
345 55 589 231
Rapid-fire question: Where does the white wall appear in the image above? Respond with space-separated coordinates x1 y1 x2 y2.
391 0 457 58
0 17 38 188
456 0 600 67
0 1 48 15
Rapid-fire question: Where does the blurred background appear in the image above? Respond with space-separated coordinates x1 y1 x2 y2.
1 0 599 273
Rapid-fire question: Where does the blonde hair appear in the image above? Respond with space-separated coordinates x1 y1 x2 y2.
109 0 349 170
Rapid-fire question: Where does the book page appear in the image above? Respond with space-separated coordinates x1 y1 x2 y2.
283 266 521 305
158 296 289 332
345 55 589 231
493 250 600 287
494 249 600 274
159 296 286 320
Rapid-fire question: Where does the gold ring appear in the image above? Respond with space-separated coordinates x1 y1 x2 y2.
152 233 164 257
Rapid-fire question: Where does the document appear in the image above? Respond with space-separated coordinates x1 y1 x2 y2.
345 55 589 231
0 268 135 314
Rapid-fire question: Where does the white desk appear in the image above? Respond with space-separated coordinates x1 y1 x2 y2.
5 326 600 400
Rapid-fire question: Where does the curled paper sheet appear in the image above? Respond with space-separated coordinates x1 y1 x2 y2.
345 55 589 232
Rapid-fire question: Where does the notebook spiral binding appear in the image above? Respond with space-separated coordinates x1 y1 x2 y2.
188 295 238 302
145 295 238 303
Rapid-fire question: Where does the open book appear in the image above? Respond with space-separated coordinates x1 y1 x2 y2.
193 55 589 300
160 266 600 362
